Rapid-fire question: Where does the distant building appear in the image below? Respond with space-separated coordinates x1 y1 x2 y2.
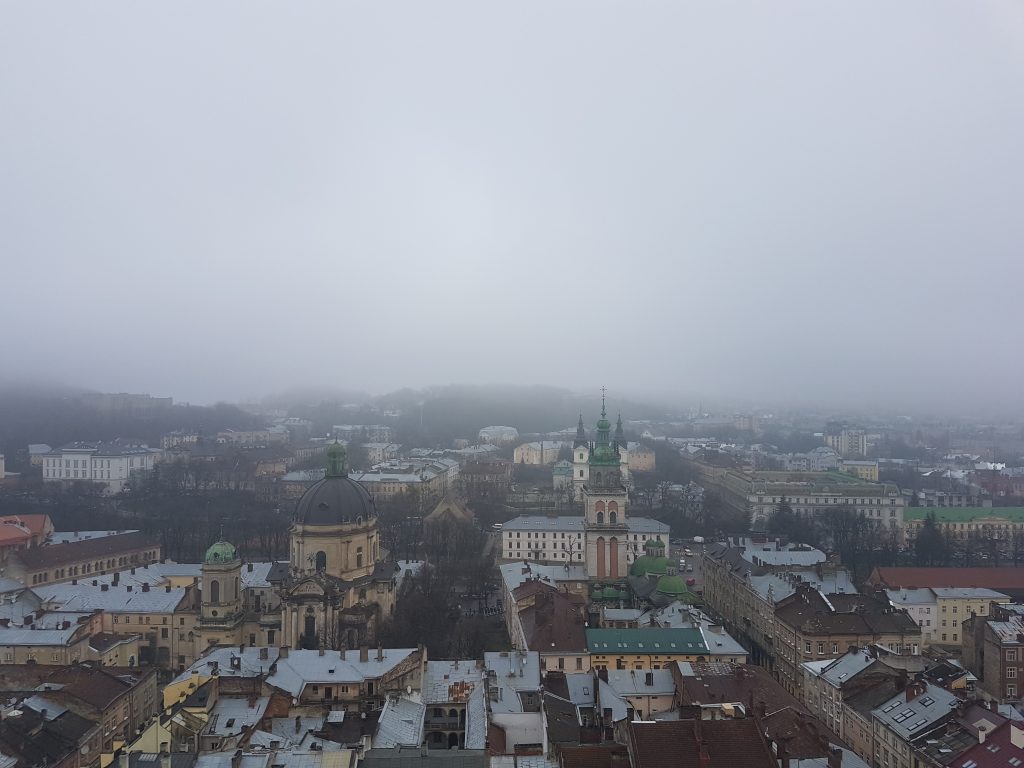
513 441 565 465
363 442 401 464
478 426 519 445
841 459 879 481
42 441 161 494
334 424 394 443
27 444 51 467
904 507 1024 543
823 425 869 458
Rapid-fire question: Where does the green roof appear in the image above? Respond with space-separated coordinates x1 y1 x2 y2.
905 507 1024 523
655 574 689 596
586 627 708 654
630 555 669 578
204 540 238 565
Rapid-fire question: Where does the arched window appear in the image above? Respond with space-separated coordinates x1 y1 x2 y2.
315 551 327 571
596 512 604 525
357 553 364 568
209 580 220 603
609 511 617 524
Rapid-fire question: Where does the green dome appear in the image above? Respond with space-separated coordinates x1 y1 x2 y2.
655 574 688 596
204 540 238 565
630 555 669 578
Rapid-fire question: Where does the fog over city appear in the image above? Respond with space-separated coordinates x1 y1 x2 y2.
2 2 1022 414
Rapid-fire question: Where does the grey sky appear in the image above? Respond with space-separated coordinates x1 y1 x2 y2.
2 2 1022 414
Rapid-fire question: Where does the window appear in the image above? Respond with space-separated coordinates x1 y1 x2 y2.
805 642 812 653
832 643 839 654
1008 649 1018 662
818 642 825 655
1008 684 1017 698
1008 667 1017 679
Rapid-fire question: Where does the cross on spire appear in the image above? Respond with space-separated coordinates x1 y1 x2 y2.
601 386 607 418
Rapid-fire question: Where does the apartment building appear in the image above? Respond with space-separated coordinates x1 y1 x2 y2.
886 587 1009 648
42 441 161 494
963 602 1024 705
904 507 1024 542
773 585 921 697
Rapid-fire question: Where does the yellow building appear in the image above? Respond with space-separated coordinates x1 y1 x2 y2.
841 460 879 481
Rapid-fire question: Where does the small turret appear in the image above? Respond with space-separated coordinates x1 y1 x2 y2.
614 414 625 451
574 414 588 448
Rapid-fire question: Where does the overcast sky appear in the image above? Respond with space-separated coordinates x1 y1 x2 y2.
2 2 1022 414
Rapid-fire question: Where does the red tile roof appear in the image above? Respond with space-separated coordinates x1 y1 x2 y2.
627 719 776 768
869 567 1024 592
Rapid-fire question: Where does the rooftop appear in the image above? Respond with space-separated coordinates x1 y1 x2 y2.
586 628 707 655
266 648 420 697
904 507 1024 523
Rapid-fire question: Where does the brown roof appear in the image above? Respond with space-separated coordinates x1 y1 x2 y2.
627 719 776 768
761 707 841 759
774 587 919 637
520 590 587 653
44 664 154 709
674 662 802 715
16 531 159 570
559 744 630 768
869 567 1024 592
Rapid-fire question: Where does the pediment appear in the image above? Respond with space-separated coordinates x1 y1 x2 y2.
289 579 327 596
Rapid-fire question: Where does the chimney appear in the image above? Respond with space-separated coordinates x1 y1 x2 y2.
231 750 242 768
905 682 922 702
377 644 384 662
101 584 109 592
161 753 170 768
259 647 269 661
126 585 133 592
165 585 171 592
279 646 289 658
131 567 136 575
319 647 325 657
978 725 987 744
295 715 302 733
71 579 77 585
119 752 130 768
142 583 150 592
247 562 254 572
827 747 843 768
360 645 369 663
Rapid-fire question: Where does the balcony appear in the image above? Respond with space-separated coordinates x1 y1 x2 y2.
425 718 464 731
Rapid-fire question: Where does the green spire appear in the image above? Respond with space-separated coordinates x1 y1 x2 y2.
590 387 618 468
326 441 348 477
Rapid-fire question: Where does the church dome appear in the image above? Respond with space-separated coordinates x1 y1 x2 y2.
204 540 238 565
629 555 668 578
294 443 375 526
655 573 688 597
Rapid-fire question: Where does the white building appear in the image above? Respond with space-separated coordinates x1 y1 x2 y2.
513 441 566 465
500 515 668 566
478 426 519 445
41 441 161 494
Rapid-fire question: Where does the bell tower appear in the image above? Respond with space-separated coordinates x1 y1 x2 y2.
583 389 629 580
198 538 243 648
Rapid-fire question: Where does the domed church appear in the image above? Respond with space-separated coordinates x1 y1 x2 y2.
279 442 397 650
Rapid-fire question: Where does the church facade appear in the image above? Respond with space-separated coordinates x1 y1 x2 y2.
197 443 398 652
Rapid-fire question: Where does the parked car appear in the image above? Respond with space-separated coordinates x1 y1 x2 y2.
686 578 696 587
686 565 694 573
